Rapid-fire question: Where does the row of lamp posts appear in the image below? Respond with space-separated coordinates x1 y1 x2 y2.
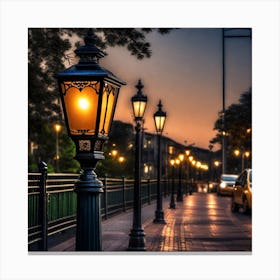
128 81 167 250
55 29 167 251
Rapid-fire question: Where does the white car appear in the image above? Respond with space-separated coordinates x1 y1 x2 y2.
217 174 238 196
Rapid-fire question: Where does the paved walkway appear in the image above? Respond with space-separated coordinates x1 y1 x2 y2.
49 192 252 252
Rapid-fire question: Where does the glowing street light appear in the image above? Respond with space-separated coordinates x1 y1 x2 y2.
111 149 118 157
169 159 176 209
153 100 167 224
53 123 62 172
55 29 125 251
234 148 250 172
176 153 185 202
118 156 125 163
127 79 147 251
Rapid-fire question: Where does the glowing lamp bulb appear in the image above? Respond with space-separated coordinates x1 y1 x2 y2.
78 98 89 110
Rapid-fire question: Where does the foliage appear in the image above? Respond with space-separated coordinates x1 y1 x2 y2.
211 88 252 173
28 28 172 173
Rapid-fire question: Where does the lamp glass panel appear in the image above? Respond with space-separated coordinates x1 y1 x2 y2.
61 82 99 135
99 84 118 136
155 115 166 132
133 100 146 118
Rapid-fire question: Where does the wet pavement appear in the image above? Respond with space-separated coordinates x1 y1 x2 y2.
49 192 252 252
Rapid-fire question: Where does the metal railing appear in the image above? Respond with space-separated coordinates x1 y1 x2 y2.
28 169 174 250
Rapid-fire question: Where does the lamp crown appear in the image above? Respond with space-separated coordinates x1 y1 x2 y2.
154 100 166 117
157 100 163 111
75 28 106 65
135 79 144 95
131 79 147 102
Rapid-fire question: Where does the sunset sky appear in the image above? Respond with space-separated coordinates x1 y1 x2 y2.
101 28 252 150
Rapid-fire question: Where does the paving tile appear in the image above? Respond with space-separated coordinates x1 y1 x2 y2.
48 193 252 252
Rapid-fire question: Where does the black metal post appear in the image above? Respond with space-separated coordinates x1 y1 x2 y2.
122 176 126 212
128 122 146 251
176 163 183 202
222 28 227 174
153 133 166 223
170 164 176 209
103 175 108 220
148 178 151 205
38 161 48 251
187 160 191 195
55 130 60 173
74 154 103 251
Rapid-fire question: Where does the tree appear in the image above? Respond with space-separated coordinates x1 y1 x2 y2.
211 88 252 172
28 28 172 172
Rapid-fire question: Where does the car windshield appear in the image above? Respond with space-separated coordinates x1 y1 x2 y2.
221 175 238 181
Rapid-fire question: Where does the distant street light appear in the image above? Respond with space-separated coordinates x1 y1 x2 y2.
234 148 250 172
111 149 118 157
169 159 176 209
128 79 147 251
176 154 184 202
185 149 191 194
118 156 125 163
55 29 125 251
54 123 62 172
153 100 167 224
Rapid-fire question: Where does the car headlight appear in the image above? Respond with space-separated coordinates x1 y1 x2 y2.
220 182 226 188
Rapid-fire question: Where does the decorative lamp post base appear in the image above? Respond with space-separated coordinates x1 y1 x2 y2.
169 202 176 209
127 228 146 251
153 210 166 224
74 161 103 251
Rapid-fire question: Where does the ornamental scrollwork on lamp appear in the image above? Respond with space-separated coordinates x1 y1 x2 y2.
60 81 100 95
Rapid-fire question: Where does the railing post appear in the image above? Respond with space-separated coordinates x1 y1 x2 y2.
122 176 126 212
38 161 48 251
147 178 151 205
103 175 108 220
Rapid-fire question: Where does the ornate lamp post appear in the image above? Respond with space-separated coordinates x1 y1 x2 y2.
128 79 147 251
169 159 176 209
153 100 167 224
55 29 125 251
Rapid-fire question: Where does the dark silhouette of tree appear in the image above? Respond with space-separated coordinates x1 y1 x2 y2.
28 28 172 172
211 88 252 172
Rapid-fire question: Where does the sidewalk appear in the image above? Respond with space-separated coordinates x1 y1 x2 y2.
49 192 252 252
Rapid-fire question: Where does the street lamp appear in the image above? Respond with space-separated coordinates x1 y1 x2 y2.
234 148 250 172
176 153 184 202
169 159 176 209
153 100 167 224
54 123 62 172
118 156 125 163
55 29 125 251
185 150 191 194
128 79 147 251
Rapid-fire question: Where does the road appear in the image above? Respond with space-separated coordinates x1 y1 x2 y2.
145 192 252 252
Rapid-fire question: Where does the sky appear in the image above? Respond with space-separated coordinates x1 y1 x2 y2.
100 28 252 150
